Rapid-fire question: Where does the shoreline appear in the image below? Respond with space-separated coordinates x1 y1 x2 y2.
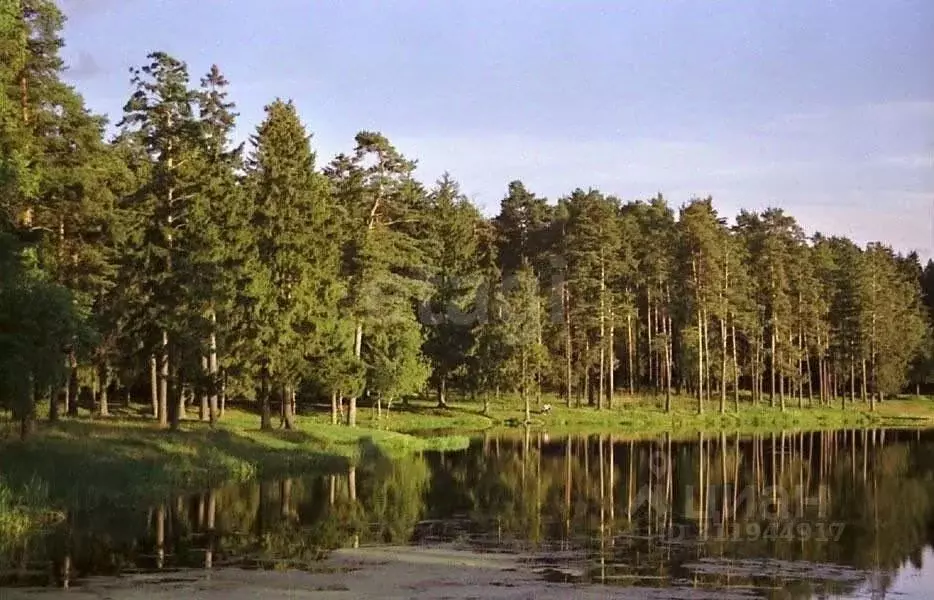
2 396 933 544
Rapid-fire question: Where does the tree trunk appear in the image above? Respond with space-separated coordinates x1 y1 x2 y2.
626 311 635 395
598 259 606 410
19 378 39 439
347 322 362 427
331 391 339 425
664 330 672 413
583 338 591 407
209 319 219 424
770 329 777 408
779 361 786 412
97 360 109 417
849 359 856 405
260 367 272 430
565 282 573 407
281 383 295 430
150 355 159 420
703 306 711 405
347 396 357 427
158 331 169 428
67 350 79 417
220 370 227 418
608 322 615 410
697 306 704 415
51 378 62 423
646 291 654 392
731 320 740 412
861 359 868 405
523 350 531 423
437 377 448 408
200 356 210 422
805 342 814 407
169 367 181 431
720 316 727 414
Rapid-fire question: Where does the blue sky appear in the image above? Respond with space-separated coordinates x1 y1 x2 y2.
59 0 934 256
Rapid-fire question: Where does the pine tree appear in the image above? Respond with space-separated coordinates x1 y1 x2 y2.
177 64 245 425
677 198 727 414
420 174 483 407
563 188 620 409
118 51 201 428
502 261 546 423
326 132 428 426
244 98 339 430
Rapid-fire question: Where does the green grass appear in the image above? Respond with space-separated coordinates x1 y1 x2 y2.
0 406 470 542
350 392 934 438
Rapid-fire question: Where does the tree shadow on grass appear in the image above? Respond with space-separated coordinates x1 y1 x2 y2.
0 419 349 514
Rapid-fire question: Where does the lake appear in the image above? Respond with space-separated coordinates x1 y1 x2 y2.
3 428 934 598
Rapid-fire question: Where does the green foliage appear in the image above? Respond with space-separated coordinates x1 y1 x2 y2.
0 2 929 442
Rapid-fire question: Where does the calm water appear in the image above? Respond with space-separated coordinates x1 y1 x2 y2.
3 429 934 598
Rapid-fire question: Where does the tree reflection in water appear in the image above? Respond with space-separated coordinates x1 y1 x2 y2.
2 429 933 598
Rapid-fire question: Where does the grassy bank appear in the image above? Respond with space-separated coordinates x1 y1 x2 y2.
0 408 469 544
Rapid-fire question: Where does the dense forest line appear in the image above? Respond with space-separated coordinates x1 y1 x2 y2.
2 1 933 438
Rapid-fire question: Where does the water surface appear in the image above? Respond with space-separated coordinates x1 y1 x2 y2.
3 428 934 598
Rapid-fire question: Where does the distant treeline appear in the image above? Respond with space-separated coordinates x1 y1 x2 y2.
2 1 932 436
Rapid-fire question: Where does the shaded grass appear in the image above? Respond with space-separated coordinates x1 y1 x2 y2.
0 407 469 541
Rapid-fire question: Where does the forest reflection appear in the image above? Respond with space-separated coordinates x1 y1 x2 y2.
4 429 934 598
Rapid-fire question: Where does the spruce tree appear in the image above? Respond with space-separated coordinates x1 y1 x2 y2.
420 174 483 407
244 98 339 430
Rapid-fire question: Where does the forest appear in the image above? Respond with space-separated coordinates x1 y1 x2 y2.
2 0 934 439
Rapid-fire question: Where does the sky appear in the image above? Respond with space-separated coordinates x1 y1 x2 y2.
58 0 934 257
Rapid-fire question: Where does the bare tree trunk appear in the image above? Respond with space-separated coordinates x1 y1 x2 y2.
331 391 339 425
67 350 79 417
646 291 654 393
159 332 169 427
664 329 672 413
720 315 727 414
209 316 219 424
281 384 295 430
697 306 704 415
703 306 711 404
219 370 227 418
770 329 777 408
626 311 635 396
583 338 591 407
861 359 868 405
437 377 447 408
753 334 761 405
97 360 109 417
200 356 210 422
565 283 573 407
598 259 606 410
51 377 62 423
260 367 272 430
805 341 814 407
608 322 615 410
348 323 362 427
150 355 159 420
849 359 856 405
731 320 740 412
